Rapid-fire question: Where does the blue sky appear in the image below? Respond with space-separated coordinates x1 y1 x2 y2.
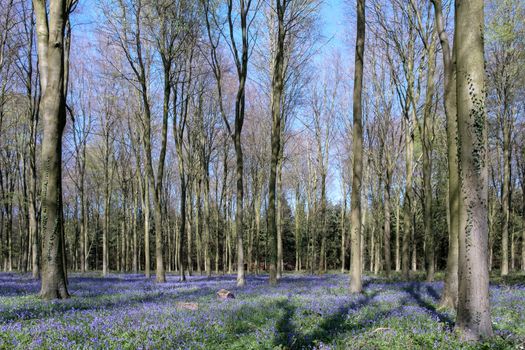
70 0 356 204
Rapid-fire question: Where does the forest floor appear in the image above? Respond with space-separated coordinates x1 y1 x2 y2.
0 271 524 349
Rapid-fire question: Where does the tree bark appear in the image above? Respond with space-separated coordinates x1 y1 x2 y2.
501 111 511 276
455 0 493 340
268 0 287 286
34 0 71 300
423 32 437 282
383 170 392 277
432 0 459 309
350 0 365 294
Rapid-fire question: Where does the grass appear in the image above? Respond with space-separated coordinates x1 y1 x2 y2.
0 271 524 349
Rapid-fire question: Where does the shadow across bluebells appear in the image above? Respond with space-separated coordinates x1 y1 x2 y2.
402 283 455 329
0 272 523 349
273 291 381 349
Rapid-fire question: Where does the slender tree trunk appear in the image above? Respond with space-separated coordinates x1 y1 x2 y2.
423 33 437 282
133 182 138 273
295 187 302 272
350 0 365 294
522 181 525 271
268 0 286 287
187 186 193 275
29 125 39 278
384 173 392 277
432 0 459 309
403 116 413 279
143 180 151 278
276 156 283 278
102 133 111 277
204 176 211 277
319 173 327 273
179 178 187 281
455 0 493 340
341 193 346 273
501 115 511 276
395 198 400 272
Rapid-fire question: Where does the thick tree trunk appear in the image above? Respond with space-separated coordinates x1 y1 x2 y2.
350 0 365 294
455 0 493 340
34 0 70 300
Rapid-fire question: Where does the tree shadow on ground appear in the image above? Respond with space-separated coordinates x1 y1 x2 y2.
402 283 454 329
0 284 215 323
273 291 382 349
272 280 458 349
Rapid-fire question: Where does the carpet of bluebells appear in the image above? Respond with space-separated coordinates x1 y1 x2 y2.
0 272 524 349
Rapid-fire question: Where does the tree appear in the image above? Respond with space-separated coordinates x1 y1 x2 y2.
485 0 524 276
455 0 493 340
268 0 287 286
432 0 460 309
33 0 77 299
349 0 365 294
202 0 260 287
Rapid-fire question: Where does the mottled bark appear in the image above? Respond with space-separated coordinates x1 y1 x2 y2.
350 0 365 294
34 0 72 300
455 0 493 340
268 0 286 286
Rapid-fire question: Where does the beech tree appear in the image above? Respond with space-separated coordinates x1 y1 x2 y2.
33 0 77 299
349 0 365 294
455 0 493 340
432 0 460 310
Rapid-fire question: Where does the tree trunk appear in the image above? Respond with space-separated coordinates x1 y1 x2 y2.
276 156 283 278
403 114 413 279
341 193 346 273
268 0 286 287
34 0 71 299
143 180 151 278
395 198 400 271
501 113 511 276
455 0 493 340
522 180 525 271
432 0 459 309
423 33 437 282
350 0 365 294
133 182 138 273
383 173 391 277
